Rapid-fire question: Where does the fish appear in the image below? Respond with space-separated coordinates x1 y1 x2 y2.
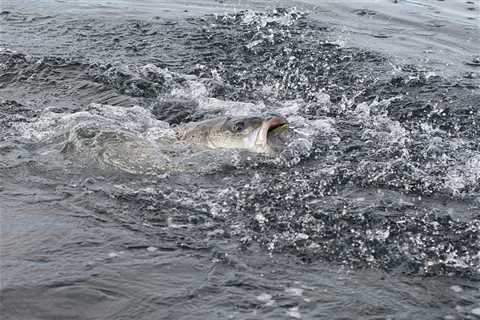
175 115 289 154
58 113 289 174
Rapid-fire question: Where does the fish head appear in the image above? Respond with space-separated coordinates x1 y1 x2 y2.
202 115 289 153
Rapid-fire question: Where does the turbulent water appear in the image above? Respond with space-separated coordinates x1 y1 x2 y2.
1 1 479 319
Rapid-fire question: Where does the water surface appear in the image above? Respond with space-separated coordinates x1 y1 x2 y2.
1 1 479 319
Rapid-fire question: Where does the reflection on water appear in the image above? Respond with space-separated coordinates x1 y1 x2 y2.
1 1 479 319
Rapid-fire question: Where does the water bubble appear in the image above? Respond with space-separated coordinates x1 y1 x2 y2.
286 306 301 319
471 308 480 316
257 293 274 306
285 287 304 297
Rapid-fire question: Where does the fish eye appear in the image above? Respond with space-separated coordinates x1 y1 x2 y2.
232 121 245 132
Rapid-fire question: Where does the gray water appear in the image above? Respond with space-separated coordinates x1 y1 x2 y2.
1 1 479 319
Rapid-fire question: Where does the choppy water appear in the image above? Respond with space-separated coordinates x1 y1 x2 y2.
1 1 479 319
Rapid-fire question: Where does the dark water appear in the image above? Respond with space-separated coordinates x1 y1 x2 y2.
1 1 479 319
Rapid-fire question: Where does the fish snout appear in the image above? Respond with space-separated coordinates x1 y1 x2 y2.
255 115 288 152
265 115 288 133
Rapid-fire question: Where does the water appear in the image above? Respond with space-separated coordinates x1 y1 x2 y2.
1 1 479 319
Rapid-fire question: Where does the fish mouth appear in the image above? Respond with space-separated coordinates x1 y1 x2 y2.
256 116 288 150
266 116 288 135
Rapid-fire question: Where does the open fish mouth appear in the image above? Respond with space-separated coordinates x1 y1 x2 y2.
256 116 288 150
266 115 288 132
265 115 288 136
268 120 289 135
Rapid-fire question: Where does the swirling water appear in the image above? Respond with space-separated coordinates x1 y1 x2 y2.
1 1 479 319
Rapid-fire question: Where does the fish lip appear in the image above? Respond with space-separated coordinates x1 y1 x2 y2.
266 116 288 133
256 116 287 150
